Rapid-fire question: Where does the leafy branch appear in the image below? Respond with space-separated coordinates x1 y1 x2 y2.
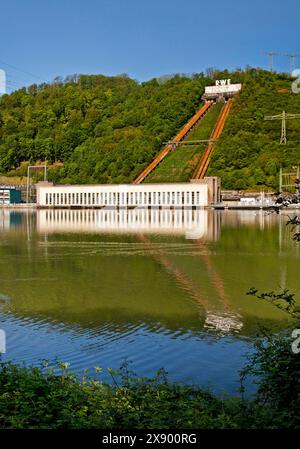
246 287 300 319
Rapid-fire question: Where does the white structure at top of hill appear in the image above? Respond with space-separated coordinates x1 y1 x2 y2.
203 79 241 101
0 70 6 95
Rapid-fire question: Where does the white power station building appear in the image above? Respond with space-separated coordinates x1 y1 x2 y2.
36 178 220 209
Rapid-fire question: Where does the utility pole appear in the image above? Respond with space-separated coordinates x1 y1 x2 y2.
264 111 300 144
281 110 286 144
279 167 282 193
26 164 48 203
44 159 47 181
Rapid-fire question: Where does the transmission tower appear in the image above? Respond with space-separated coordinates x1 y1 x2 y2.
264 111 300 144
265 52 300 73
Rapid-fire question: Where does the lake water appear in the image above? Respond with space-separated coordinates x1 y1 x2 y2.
0 208 298 395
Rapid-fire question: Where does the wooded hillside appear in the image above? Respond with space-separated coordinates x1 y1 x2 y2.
0 69 299 189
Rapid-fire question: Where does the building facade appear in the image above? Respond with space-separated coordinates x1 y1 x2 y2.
36 178 220 209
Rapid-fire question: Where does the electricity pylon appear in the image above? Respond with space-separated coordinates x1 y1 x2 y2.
265 52 300 73
264 111 300 144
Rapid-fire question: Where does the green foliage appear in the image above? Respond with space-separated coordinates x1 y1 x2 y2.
0 360 279 429
240 331 300 428
145 103 223 183
247 287 300 318
0 349 300 429
208 69 300 190
0 73 210 184
243 287 300 428
1 69 299 188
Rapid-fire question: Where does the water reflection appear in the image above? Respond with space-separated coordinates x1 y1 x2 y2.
36 208 220 241
0 208 292 238
0 208 298 391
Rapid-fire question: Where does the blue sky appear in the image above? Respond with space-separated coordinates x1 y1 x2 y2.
1 0 299 91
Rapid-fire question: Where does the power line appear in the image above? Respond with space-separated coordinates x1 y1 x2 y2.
265 51 300 73
0 58 48 83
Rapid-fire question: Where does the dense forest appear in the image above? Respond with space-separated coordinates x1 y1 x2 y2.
0 73 210 184
0 69 299 189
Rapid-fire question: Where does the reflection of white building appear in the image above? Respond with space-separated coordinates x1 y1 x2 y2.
36 208 220 240
0 210 10 229
36 179 221 209
0 69 6 95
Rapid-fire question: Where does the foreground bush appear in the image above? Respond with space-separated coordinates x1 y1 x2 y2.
0 359 291 429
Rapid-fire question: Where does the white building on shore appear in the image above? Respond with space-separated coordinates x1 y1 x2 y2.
36 178 220 209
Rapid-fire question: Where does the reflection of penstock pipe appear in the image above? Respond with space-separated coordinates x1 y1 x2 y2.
137 234 210 312
198 249 231 310
139 233 229 312
196 242 243 331
137 234 243 332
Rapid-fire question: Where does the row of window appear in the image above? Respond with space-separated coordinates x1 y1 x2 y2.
43 209 203 225
44 190 203 206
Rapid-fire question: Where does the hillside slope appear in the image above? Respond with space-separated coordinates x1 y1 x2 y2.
208 69 300 190
0 69 299 190
145 103 223 183
0 74 210 184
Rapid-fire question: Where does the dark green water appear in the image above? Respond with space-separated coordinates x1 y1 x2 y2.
0 209 298 394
